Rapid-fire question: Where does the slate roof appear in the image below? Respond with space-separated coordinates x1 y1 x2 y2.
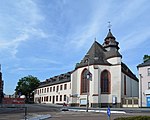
137 59 150 68
105 29 116 40
38 71 72 88
75 40 122 69
121 62 138 81
75 41 111 69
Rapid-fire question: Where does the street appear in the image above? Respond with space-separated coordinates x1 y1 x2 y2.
0 104 150 120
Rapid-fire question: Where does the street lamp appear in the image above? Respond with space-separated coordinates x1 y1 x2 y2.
140 74 143 107
85 54 100 111
85 54 90 112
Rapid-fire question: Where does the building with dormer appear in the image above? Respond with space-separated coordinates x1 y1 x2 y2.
34 29 139 107
137 59 150 107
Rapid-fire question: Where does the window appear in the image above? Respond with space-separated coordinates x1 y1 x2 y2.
124 75 126 95
45 96 48 101
60 95 62 101
64 95 66 101
47 87 49 93
148 68 150 76
49 96 51 102
148 82 150 89
53 86 55 92
60 85 63 90
45 88 46 93
50 87 52 92
101 70 111 94
81 69 89 94
56 85 59 92
64 84 67 90
56 95 58 101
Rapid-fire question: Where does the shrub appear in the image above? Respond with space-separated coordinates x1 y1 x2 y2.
114 116 150 120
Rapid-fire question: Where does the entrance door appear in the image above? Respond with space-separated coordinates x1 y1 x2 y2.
52 96 55 104
146 96 150 107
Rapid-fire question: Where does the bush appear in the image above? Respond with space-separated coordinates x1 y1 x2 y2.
114 116 150 120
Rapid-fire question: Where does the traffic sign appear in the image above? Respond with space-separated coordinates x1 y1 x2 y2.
107 106 111 118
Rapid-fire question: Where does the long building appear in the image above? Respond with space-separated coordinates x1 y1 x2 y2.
34 28 139 107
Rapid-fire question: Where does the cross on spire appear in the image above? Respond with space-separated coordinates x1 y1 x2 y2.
108 21 112 31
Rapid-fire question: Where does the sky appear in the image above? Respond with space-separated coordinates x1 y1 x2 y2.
0 0 150 95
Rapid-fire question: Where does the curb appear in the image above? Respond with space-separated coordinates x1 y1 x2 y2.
68 109 126 114
21 114 51 120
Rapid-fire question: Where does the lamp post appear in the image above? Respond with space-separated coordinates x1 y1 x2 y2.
85 54 99 111
140 74 143 107
86 54 90 112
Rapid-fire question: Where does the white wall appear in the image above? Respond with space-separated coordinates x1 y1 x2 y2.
138 66 150 107
34 82 71 104
107 57 121 65
71 64 122 106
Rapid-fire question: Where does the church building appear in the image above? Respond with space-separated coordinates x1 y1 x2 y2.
34 28 139 107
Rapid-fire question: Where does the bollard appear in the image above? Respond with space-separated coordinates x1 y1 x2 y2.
107 106 111 120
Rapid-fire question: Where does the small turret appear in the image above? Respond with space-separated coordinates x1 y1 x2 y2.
103 28 119 51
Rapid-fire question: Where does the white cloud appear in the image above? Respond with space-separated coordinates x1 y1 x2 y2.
0 0 46 58
121 29 150 52
65 1 110 49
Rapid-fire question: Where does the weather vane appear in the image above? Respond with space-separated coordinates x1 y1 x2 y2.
108 21 112 29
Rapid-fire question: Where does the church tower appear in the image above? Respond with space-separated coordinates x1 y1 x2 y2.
102 28 119 52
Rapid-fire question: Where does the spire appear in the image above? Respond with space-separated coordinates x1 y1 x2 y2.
105 22 115 40
103 22 119 51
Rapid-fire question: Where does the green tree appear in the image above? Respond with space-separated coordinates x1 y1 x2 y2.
143 55 150 63
15 75 40 103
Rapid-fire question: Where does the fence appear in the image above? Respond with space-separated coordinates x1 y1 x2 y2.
2 98 25 107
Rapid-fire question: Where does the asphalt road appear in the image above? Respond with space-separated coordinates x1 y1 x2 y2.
0 104 150 120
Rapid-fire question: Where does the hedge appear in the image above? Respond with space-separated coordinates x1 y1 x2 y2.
114 116 150 120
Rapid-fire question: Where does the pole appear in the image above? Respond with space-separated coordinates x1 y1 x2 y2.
86 58 89 112
140 74 142 108
97 66 101 108
25 107 27 120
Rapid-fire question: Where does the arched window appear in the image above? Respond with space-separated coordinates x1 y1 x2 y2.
81 69 89 94
101 70 111 94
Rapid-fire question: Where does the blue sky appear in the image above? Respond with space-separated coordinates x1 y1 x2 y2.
0 0 150 95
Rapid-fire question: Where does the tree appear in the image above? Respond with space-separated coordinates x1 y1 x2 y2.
143 55 150 63
15 75 40 103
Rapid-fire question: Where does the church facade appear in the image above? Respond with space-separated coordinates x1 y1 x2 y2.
34 29 139 107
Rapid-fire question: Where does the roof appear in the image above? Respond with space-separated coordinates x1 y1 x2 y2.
38 71 72 88
75 40 122 69
103 29 120 50
75 41 111 69
121 62 138 81
105 29 116 40
105 50 122 59
137 59 150 68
